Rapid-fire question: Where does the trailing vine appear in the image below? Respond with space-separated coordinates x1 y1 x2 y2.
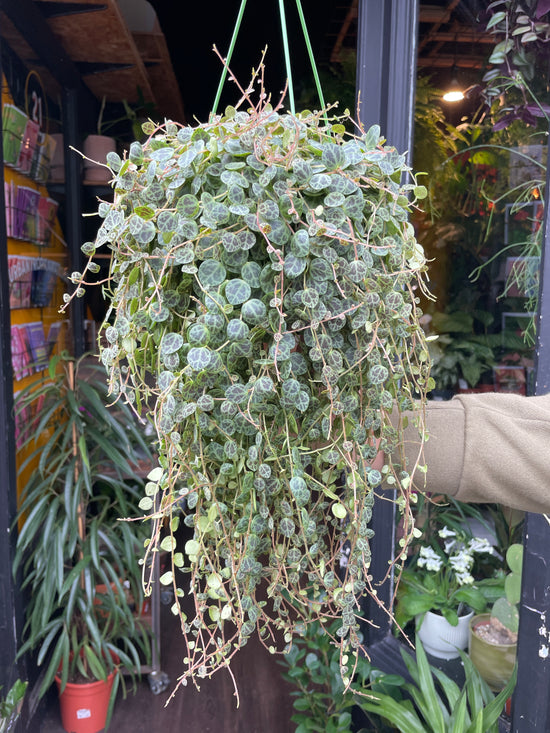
64 75 432 698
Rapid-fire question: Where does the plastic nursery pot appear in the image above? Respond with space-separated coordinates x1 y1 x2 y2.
416 608 474 660
55 672 115 733
469 613 517 691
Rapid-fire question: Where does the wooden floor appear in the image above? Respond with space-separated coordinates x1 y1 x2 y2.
38 598 296 733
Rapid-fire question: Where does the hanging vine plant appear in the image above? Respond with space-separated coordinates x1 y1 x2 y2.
64 63 432 697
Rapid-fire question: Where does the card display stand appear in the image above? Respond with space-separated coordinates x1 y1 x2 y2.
2 100 57 184
3 75 69 467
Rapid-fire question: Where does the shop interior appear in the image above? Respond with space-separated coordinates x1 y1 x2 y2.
1 1 549 731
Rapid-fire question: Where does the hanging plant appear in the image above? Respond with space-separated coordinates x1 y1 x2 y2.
64 70 432 697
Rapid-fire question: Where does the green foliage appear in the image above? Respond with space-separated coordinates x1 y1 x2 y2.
65 89 432 691
279 619 369 732
278 618 397 733
13 354 153 710
0 679 27 733
491 543 523 633
427 305 531 390
484 0 550 116
357 637 516 733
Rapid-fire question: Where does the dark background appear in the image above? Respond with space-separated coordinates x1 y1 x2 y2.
149 0 335 122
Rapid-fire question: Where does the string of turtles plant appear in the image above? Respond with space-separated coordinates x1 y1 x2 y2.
62 64 433 700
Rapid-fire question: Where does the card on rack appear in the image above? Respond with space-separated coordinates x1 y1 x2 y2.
11 325 32 380
4 182 12 237
2 104 28 166
31 132 57 184
16 186 41 242
37 196 59 246
8 256 34 308
9 181 15 238
31 265 58 307
25 321 49 371
17 117 41 175
46 321 63 356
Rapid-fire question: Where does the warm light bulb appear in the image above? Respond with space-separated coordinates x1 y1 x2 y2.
443 88 464 102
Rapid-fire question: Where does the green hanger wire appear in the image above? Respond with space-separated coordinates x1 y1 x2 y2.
212 0 248 118
294 0 327 114
212 0 326 118
278 0 295 113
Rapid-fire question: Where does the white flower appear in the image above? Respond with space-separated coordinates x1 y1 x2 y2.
456 571 474 585
443 538 458 555
417 546 443 572
468 537 494 555
438 526 456 539
449 550 474 575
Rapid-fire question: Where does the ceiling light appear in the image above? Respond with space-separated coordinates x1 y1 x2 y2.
443 69 464 102
443 87 465 102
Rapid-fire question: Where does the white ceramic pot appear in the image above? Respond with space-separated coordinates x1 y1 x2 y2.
416 609 474 660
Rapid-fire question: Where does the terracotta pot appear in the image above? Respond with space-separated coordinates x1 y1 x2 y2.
55 672 115 733
469 613 517 691
83 135 116 183
416 608 473 660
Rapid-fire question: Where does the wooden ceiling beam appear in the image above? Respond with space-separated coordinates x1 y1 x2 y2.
417 53 485 68
418 0 462 53
330 0 358 63
426 30 493 44
0 0 83 89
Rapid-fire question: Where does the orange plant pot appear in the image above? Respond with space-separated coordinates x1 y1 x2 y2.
55 670 115 733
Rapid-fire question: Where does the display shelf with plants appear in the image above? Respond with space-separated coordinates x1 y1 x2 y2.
62 54 434 697
13 354 154 731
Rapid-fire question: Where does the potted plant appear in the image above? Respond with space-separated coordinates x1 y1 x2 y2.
83 94 156 183
357 636 516 732
13 353 153 732
395 526 493 659
469 543 523 691
63 73 434 692
82 96 118 184
278 617 375 732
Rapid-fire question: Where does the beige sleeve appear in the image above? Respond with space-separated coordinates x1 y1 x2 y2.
406 392 550 514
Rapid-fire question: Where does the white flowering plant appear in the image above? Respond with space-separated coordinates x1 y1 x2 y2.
395 527 494 628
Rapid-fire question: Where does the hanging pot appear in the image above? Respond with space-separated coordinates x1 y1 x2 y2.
82 135 116 184
469 613 517 691
55 671 115 733
416 608 474 660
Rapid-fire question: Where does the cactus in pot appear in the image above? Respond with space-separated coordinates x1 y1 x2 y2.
469 543 523 690
490 543 523 636
491 544 523 634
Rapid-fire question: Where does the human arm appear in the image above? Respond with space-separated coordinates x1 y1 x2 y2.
404 392 550 514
